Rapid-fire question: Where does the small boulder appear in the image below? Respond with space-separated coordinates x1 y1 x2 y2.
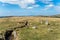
32 26 37 29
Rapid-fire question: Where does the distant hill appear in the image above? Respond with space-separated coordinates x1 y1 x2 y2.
0 16 14 18
0 14 60 18
51 14 60 18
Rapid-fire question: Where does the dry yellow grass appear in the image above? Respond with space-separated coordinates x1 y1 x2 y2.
0 16 60 40
0 16 60 22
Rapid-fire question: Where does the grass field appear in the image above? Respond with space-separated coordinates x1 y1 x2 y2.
0 16 60 40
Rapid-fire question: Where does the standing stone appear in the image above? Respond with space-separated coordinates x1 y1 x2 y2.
12 31 17 39
45 20 49 25
40 21 43 24
10 31 18 40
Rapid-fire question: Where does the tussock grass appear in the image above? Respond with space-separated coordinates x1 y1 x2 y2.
0 16 60 40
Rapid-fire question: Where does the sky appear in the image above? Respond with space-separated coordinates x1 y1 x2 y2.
0 0 60 16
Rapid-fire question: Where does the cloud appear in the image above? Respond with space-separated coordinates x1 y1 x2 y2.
39 0 53 4
0 0 18 4
32 4 39 7
1 0 60 12
18 0 36 8
0 0 54 9
0 0 37 8
43 3 60 12
54 5 60 13
39 3 60 15
43 4 54 10
27 6 33 9
26 4 39 9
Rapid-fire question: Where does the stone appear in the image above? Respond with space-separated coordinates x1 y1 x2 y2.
45 20 49 25
32 26 37 29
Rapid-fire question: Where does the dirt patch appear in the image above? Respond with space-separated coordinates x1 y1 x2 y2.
4 30 13 40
